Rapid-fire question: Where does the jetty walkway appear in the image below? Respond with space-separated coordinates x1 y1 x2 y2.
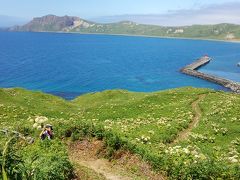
180 56 240 93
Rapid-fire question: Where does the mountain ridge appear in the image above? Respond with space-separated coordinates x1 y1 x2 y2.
8 14 240 41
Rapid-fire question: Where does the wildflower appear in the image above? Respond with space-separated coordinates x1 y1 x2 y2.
33 123 38 128
148 130 155 134
183 148 190 154
35 116 48 124
228 156 238 163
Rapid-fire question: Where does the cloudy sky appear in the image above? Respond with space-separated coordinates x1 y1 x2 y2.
0 0 240 26
93 1 240 26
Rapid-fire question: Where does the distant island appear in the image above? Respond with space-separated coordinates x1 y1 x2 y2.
8 14 240 41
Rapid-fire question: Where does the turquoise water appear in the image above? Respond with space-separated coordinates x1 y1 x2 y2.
0 32 239 99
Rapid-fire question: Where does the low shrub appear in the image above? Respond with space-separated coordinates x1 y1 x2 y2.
0 137 24 180
21 140 74 180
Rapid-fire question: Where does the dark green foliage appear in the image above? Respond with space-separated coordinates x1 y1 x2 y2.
0 137 24 180
21 140 74 180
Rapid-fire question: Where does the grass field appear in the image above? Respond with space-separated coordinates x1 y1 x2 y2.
0 87 239 179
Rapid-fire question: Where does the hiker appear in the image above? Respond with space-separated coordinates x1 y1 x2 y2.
40 124 54 140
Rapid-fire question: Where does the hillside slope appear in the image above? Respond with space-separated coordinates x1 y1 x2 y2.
9 15 94 32
0 87 240 179
9 15 240 41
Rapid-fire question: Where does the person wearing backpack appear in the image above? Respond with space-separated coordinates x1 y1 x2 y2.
40 124 54 140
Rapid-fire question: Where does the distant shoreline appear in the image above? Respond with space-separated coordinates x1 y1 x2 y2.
6 30 240 44
72 32 240 44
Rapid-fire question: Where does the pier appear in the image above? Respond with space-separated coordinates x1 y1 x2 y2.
180 56 240 93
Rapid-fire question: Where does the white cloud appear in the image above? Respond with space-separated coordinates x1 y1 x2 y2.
92 2 240 26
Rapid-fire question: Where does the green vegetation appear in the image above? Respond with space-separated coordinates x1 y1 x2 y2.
0 87 240 179
10 15 240 41
74 22 240 41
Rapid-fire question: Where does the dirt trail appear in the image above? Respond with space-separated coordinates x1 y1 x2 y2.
172 94 206 144
68 140 165 180
67 94 207 179
68 140 129 180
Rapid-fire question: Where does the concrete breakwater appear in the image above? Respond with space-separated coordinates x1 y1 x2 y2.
180 56 240 93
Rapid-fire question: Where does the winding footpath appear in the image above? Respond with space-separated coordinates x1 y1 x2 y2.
67 94 206 179
68 140 165 180
172 94 206 144
68 140 130 180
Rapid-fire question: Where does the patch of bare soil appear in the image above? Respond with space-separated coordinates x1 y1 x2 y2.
172 94 206 144
68 139 166 180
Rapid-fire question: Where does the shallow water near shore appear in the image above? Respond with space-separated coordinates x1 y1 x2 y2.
0 32 239 99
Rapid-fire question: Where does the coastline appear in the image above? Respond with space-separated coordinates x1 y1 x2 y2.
73 32 240 44
181 56 240 93
6 30 240 44
1 31 240 98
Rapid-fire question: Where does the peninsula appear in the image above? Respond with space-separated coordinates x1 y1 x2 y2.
8 15 240 41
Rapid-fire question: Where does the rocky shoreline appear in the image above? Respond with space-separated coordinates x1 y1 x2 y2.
180 56 240 93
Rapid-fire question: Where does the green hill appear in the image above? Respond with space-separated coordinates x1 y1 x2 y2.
0 87 240 179
9 15 240 41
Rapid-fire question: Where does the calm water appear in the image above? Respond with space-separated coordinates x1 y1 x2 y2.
0 32 240 99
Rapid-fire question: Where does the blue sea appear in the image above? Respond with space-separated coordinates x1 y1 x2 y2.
0 32 240 99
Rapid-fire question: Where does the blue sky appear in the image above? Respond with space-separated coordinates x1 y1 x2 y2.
0 0 240 26
0 0 236 18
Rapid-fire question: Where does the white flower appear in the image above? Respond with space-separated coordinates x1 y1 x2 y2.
148 130 155 134
35 116 48 124
194 155 200 159
228 156 238 163
135 138 140 142
183 148 190 154
33 123 38 128
191 150 198 155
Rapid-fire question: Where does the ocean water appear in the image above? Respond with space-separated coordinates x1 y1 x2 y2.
0 32 240 99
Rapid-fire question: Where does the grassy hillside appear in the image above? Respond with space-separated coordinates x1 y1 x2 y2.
73 22 240 41
0 87 240 179
9 15 240 41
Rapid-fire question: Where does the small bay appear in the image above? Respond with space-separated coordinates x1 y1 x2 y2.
0 32 239 99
